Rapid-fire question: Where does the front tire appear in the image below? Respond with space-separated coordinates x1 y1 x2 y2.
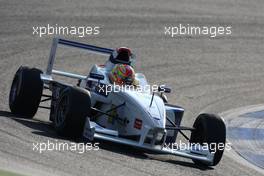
54 87 91 139
190 113 226 166
9 66 43 118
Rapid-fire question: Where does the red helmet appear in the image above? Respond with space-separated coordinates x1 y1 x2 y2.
110 47 132 64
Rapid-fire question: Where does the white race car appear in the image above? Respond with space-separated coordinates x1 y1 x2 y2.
9 38 226 166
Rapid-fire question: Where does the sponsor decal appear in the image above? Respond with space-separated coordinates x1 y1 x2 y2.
134 118 142 129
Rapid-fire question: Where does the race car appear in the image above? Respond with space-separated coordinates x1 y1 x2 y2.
9 38 226 166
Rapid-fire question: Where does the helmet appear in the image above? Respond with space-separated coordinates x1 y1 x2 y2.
109 64 135 85
110 47 132 64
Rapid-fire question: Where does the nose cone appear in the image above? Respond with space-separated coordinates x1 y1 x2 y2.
146 94 166 128
125 90 166 128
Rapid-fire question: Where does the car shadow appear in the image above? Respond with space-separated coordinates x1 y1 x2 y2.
0 110 64 140
0 110 213 170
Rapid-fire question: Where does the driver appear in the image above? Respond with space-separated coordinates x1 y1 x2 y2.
109 64 137 86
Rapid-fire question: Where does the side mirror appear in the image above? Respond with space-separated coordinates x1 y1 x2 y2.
150 85 171 107
89 73 105 80
158 85 171 93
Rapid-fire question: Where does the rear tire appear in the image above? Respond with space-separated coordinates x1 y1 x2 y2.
9 66 43 118
190 113 226 166
54 87 91 139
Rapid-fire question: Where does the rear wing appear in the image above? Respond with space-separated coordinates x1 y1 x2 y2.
43 38 114 81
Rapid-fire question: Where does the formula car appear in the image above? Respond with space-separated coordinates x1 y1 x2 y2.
9 38 226 166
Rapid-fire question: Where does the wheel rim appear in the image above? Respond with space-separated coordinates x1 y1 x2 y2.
55 95 69 127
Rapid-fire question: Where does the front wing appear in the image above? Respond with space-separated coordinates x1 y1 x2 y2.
83 118 214 165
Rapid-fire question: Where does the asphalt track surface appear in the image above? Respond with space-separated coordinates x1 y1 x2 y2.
0 0 264 175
